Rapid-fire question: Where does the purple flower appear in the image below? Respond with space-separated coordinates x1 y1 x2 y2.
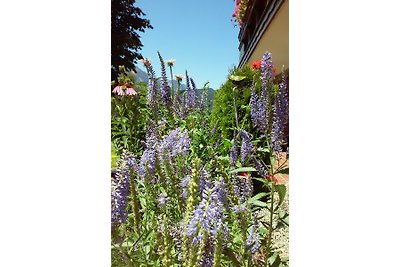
199 168 210 197
250 81 268 133
261 51 274 82
229 136 238 166
246 218 261 254
210 121 219 137
141 58 158 110
158 127 191 158
271 71 289 155
180 174 191 199
199 89 207 112
184 72 198 112
139 148 156 182
233 172 253 203
157 51 172 107
250 51 276 133
253 158 268 177
186 178 226 242
240 130 253 164
158 192 169 208
111 151 137 228
250 85 259 127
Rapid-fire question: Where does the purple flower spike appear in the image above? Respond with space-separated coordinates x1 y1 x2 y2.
157 51 172 107
111 151 137 228
240 130 253 164
271 71 289 155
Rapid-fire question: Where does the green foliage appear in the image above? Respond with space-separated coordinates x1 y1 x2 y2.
111 68 149 155
210 65 258 140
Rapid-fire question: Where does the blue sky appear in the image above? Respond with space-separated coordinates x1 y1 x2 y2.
135 0 240 90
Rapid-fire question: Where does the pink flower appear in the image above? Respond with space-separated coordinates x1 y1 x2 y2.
166 59 176 67
175 74 183 82
125 86 137 96
232 6 239 17
112 85 125 96
139 58 151 67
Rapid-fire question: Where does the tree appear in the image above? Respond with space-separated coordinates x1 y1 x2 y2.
111 0 153 80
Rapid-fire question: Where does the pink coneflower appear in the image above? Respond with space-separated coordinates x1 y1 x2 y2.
175 74 183 82
125 86 137 96
139 58 151 67
166 59 176 67
112 85 125 96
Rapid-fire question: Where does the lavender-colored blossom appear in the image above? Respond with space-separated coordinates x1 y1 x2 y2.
232 202 248 214
158 127 191 158
250 83 268 132
233 172 253 203
246 219 261 254
158 192 169 208
253 158 268 177
250 52 275 133
240 130 253 164
250 85 258 126
199 249 214 267
199 168 210 197
139 148 156 182
141 58 158 110
261 51 273 82
213 136 222 150
229 137 238 166
210 121 219 137
184 72 198 111
186 178 226 243
271 72 289 155
157 52 172 107
180 174 191 199
111 152 137 228
199 89 207 112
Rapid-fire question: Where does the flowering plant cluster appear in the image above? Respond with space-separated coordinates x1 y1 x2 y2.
111 66 149 154
111 51 289 266
232 0 249 27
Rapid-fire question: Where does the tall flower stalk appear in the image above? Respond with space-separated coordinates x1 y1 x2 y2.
157 51 172 108
166 59 176 102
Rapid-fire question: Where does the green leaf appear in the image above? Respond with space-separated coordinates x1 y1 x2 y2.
252 200 267 207
269 251 279 265
275 184 287 207
257 147 270 153
270 156 275 166
248 192 268 204
253 177 274 187
111 241 134 249
229 75 246 82
229 167 257 174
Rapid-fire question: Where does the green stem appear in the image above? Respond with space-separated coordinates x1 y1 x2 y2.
232 86 240 130
265 184 275 267
169 66 174 102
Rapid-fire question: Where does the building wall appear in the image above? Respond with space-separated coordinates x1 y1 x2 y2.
246 0 289 74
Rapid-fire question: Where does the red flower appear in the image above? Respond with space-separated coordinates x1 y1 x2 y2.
272 66 277 74
238 172 248 177
267 175 278 185
251 60 261 70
